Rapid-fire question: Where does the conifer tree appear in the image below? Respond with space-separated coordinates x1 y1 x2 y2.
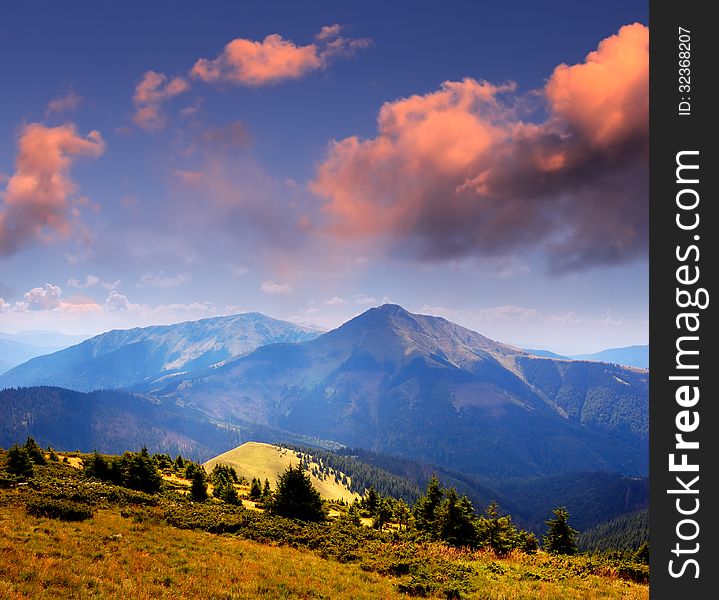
268 464 325 521
543 506 578 555
373 497 393 530
262 478 271 500
190 467 208 502
6 444 34 478
122 447 163 493
413 475 444 537
24 437 46 465
436 488 477 547
249 477 262 501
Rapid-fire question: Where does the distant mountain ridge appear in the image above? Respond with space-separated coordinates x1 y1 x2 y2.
0 338 64 374
524 345 649 370
0 313 320 391
571 345 648 370
155 304 648 478
1 304 649 480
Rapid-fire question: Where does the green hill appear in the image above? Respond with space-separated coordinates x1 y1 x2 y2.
204 442 359 502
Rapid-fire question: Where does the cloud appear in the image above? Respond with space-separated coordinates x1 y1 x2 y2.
0 123 106 256
3 283 101 314
67 274 120 290
46 89 83 116
259 280 292 294
132 70 190 131
546 23 648 148
138 272 191 288
200 121 251 150
311 24 648 273
21 283 63 311
190 24 370 86
325 296 346 305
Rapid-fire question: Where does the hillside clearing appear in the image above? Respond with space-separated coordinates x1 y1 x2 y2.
204 441 359 502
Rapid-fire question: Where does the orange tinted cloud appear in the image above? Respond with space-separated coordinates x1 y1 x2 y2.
312 24 648 272
46 89 83 116
191 25 370 86
132 70 190 131
546 23 648 148
0 123 106 256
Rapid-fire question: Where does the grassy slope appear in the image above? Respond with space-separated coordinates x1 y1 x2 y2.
0 451 649 599
0 506 401 600
204 441 359 502
0 504 649 600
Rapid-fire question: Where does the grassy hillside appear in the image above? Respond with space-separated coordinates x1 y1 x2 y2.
0 506 403 599
0 444 650 599
204 442 359 502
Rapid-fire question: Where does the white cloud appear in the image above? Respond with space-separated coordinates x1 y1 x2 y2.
325 296 346 305
260 280 292 294
20 284 63 311
67 274 120 291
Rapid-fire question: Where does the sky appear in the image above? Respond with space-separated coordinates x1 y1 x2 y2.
0 1 648 354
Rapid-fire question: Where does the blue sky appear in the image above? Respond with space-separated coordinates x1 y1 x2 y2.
0 1 648 353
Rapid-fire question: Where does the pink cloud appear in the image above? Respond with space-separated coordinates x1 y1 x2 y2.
0 123 106 256
546 23 648 148
132 70 190 131
190 25 370 86
46 89 83 116
311 24 648 272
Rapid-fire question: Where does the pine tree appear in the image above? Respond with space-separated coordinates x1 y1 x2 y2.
122 447 163 493
477 501 520 555
175 455 185 471
262 478 271 500
436 488 477 547
365 486 379 516
268 465 325 521
190 468 208 502
394 498 411 532
543 507 578 555
24 437 46 465
347 499 362 526
249 477 262 501
413 475 444 537
6 444 34 478
84 451 111 481
373 497 393 530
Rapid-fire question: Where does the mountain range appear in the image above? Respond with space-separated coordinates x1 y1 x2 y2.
0 336 67 374
524 345 648 369
0 304 648 480
0 313 320 391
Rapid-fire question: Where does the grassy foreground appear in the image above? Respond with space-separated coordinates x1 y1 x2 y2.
0 451 648 599
0 505 401 600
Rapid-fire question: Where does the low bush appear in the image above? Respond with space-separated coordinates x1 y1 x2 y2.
26 497 93 521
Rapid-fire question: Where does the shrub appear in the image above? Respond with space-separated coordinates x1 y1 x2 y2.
27 497 93 521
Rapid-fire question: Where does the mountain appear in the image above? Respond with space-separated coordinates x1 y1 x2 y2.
204 441 359 501
523 348 570 360
0 338 65 374
0 330 89 348
156 304 648 479
0 313 320 392
571 345 648 369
